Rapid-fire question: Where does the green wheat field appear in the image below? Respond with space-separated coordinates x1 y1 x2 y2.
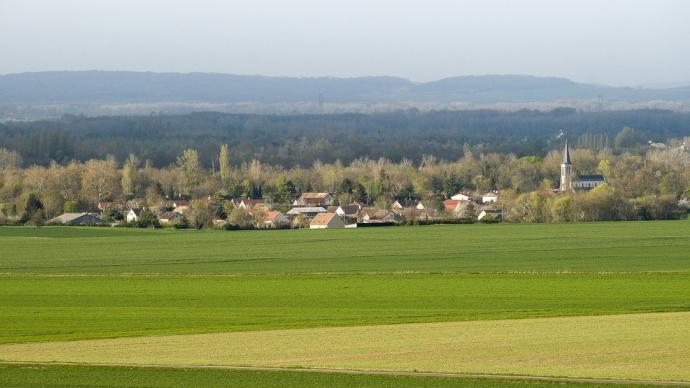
1 222 689 387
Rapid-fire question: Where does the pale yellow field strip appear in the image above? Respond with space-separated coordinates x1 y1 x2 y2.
1 312 689 382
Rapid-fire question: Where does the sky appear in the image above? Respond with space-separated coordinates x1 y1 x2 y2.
1 0 689 87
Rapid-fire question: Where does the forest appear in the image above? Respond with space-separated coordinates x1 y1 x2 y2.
2 109 690 167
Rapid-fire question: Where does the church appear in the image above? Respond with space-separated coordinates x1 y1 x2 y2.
559 140 607 192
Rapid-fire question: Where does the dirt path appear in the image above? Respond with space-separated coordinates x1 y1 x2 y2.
2 361 689 386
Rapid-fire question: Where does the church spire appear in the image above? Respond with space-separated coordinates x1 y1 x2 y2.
563 139 572 165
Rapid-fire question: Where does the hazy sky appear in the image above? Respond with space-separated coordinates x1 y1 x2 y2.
1 0 689 86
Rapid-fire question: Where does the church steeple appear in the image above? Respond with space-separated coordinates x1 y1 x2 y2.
563 139 572 165
560 139 573 192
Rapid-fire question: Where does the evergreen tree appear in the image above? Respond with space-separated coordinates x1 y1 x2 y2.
21 193 44 224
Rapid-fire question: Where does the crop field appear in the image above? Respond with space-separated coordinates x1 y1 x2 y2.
1 221 690 387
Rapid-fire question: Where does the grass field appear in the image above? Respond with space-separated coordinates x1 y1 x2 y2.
0 364 651 388
3 312 689 381
1 222 689 386
1 221 689 274
2 273 690 343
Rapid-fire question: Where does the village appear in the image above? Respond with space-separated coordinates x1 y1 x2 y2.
45 190 504 229
43 142 616 229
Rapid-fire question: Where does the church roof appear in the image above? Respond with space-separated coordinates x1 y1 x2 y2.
563 139 572 165
576 174 606 181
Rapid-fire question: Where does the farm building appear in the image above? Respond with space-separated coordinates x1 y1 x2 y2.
309 213 345 229
48 213 107 226
286 207 327 219
361 209 405 223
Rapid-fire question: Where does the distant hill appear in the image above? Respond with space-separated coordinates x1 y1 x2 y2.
1 71 690 104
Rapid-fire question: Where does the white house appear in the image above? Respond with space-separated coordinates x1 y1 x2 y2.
126 208 142 223
237 198 267 210
482 192 498 203
451 193 472 201
335 204 361 218
309 212 345 229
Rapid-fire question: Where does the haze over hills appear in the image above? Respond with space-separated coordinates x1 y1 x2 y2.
2 71 690 104
2 71 690 120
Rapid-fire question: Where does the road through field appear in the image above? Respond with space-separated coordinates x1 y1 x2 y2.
2 312 689 382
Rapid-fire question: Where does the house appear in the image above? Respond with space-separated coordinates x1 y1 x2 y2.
335 204 361 218
391 199 425 211
309 212 346 229
261 210 290 228
159 211 184 224
482 192 498 203
48 213 107 226
173 205 189 215
451 193 472 201
237 198 267 210
292 192 335 207
443 199 472 216
286 207 327 218
443 199 462 213
361 209 405 223
478 209 503 222
126 208 142 222
172 200 190 208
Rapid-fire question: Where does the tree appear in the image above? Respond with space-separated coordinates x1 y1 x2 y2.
81 158 119 205
0 148 22 170
614 127 642 150
101 207 124 223
459 201 476 220
444 173 463 196
219 144 231 183
20 193 44 224
121 154 138 196
227 208 256 229
272 177 297 211
208 192 227 219
177 149 202 195
136 209 159 228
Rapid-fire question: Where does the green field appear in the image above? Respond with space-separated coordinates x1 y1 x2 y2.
1 222 689 386
0 364 649 388
2 273 690 343
1 222 689 274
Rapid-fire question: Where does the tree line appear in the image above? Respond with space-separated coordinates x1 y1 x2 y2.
1 131 689 226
